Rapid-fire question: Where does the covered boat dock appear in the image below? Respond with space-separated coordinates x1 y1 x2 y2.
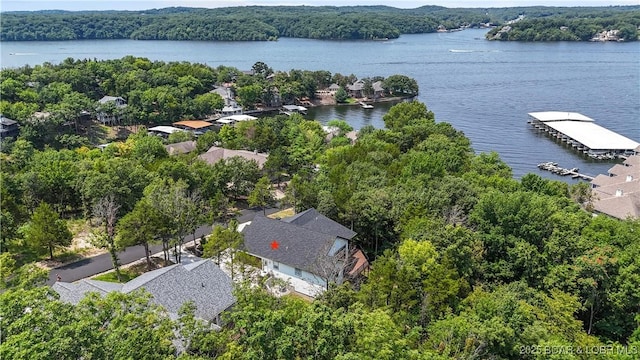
528 111 639 158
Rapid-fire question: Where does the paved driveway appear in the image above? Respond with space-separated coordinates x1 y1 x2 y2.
47 207 278 285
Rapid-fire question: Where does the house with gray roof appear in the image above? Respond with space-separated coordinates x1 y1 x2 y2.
52 260 235 324
241 209 367 297
347 79 365 98
0 115 19 139
198 146 269 169
165 140 197 155
97 96 127 125
372 80 385 99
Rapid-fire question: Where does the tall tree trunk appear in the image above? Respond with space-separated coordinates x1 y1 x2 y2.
49 244 54 260
143 241 151 269
109 245 122 282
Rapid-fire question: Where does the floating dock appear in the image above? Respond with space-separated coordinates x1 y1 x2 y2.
528 111 639 159
537 162 594 180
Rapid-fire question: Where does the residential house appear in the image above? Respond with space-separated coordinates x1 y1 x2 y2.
211 87 243 116
315 83 341 96
590 152 640 220
0 115 19 139
372 81 385 99
97 96 127 125
347 79 365 98
165 140 197 156
198 146 269 169
52 260 235 324
241 208 369 297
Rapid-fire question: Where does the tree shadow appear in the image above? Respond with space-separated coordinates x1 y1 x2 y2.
83 121 110 144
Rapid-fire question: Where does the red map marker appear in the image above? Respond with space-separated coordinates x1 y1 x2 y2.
270 240 279 250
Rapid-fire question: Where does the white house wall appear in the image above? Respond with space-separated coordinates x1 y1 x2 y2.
261 258 327 297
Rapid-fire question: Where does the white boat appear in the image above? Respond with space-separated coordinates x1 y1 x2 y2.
359 102 374 109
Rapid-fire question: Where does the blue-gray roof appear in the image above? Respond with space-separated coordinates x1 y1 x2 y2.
242 214 340 272
53 260 235 322
283 208 356 240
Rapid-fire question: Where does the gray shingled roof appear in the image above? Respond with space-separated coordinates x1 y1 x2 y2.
347 80 365 91
0 115 17 126
52 279 123 305
242 215 336 271
98 96 125 104
283 208 356 240
165 141 197 155
198 146 268 168
53 260 235 322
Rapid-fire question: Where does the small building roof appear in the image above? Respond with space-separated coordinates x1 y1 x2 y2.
173 120 214 130
216 119 236 125
148 126 184 135
165 141 197 155
217 114 257 123
328 84 341 90
98 96 126 104
282 105 307 112
528 111 595 122
0 115 17 126
198 146 268 168
282 208 357 240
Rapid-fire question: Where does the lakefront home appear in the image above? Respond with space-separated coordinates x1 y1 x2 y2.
240 208 369 297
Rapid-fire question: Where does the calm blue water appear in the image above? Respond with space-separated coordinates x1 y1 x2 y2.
2 29 639 179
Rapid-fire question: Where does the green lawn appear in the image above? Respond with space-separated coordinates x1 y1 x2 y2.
92 269 138 283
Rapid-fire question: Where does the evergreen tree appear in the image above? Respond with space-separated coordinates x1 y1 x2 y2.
23 202 72 260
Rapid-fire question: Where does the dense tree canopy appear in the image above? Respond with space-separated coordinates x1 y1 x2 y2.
487 9 640 41
3 5 637 42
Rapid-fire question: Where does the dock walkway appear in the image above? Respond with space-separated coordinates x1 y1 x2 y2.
537 162 594 180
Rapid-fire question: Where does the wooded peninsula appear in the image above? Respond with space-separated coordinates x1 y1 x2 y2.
1 5 638 42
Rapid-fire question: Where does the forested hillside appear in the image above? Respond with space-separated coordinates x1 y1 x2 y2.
1 5 638 41
487 8 640 41
1 58 639 359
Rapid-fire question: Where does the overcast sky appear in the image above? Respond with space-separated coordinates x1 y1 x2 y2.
1 0 638 12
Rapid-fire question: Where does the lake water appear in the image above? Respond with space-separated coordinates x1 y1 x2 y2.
2 29 639 179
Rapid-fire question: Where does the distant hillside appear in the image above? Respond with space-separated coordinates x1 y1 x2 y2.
486 6 640 41
1 5 638 41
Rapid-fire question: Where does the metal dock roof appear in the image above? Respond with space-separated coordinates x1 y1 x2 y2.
528 111 595 122
528 111 639 151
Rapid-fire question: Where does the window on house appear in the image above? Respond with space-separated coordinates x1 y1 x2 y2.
295 268 302 277
273 262 279 270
